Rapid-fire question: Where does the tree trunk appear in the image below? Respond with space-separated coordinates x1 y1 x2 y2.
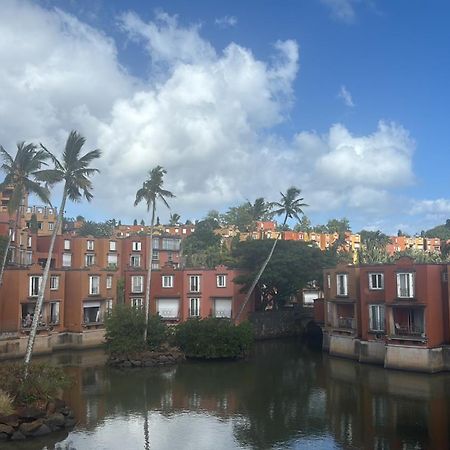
234 235 280 323
0 207 21 287
143 203 156 343
24 189 67 370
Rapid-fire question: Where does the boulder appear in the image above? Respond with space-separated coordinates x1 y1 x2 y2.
64 418 76 428
31 424 51 437
0 432 9 441
0 424 14 435
10 430 26 441
45 412 66 430
0 414 19 427
19 419 43 435
17 406 45 420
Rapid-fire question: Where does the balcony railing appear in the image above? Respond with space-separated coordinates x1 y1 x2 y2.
337 317 356 330
394 323 424 337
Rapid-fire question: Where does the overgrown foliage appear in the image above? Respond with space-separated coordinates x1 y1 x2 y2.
105 305 169 355
0 363 70 406
0 389 14 415
77 219 115 237
175 318 253 359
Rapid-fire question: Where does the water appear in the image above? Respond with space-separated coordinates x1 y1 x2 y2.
4 339 450 449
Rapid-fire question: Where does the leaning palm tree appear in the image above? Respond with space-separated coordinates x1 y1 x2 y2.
24 131 101 368
235 187 307 322
134 166 175 342
0 143 50 286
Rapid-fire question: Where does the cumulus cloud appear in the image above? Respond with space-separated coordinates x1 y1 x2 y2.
321 0 357 23
338 85 355 107
0 1 421 228
410 199 450 217
215 15 238 28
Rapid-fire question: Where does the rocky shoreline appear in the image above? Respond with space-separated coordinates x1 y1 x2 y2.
108 349 185 368
0 399 75 442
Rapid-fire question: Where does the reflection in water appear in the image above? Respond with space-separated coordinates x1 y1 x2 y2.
8 342 450 449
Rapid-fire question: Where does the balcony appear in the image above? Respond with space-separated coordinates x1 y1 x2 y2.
394 323 424 338
337 316 356 330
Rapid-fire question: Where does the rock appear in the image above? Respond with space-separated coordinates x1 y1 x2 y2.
10 430 26 441
60 406 72 416
46 401 57 415
64 418 76 428
19 419 43 435
0 414 19 427
130 360 142 367
0 424 14 435
31 424 51 436
0 432 9 441
45 412 66 430
17 406 45 420
54 399 66 411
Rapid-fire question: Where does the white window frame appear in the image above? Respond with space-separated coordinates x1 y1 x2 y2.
49 301 60 324
48 222 54 231
189 298 200 317
64 239 71 250
189 275 200 293
50 275 59 290
132 297 143 308
369 304 385 332
216 274 227 288
109 241 117 251
162 275 174 288
62 253 72 267
132 241 141 251
327 274 331 289
89 275 100 295
106 275 113 289
106 299 113 313
27 236 32 247
87 240 94 251
29 275 42 297
369 273 384 290
131 275 144 293
107 253 118 266
130 254 141 267
85 254 95 267
397 272 414 298
336 273 348 296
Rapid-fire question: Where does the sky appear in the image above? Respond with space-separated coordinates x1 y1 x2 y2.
1 0 450 235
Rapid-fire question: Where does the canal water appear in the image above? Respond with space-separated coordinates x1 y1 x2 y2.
3 339 450 450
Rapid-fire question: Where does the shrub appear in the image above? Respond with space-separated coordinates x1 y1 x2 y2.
0 364 70 406
105 304 146 355
0 389 14 415
175 318 253 359
146 315 168 351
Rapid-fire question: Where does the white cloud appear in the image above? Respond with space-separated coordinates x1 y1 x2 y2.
215 15 238 28
338 85 355 107
321 0 356 23
410 199 450 217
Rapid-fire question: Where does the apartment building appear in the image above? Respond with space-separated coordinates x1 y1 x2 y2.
322 257 450 372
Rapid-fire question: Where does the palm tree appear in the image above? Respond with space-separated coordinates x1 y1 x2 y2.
169 212 181 226
134 166 175 342
24 131 101 368
0 142 50 286
235 187 307 322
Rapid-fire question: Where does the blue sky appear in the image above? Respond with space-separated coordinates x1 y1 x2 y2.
2 0 450 234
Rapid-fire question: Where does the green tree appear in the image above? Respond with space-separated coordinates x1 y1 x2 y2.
294 215 312 233
326 217 351 234
0 142 50 285
134 166 175 342
28 213 39 234
358 230 391 264
222 203 253 231
77 220 114 237
169 212 181 226
133 219 138 226
235 187 307 322
24 131 101 368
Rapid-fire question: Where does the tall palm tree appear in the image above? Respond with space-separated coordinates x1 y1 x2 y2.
169 212 181 226
235 187 307 322
134 166 175 342
0 142 50 286
24 131 101 367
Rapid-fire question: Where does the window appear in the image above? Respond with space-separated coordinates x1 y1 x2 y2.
327 274 331 289
397 273 414 298
132 241 141 251
50 275 59 290
369 273 384 290
49 302 60 324
162 275 174 288
64 239 71 250
157 298 179 319
25 251 32 265
106 299 113 313
27 236 32 247
85 254 95 267
132 298 143 308
369 305 385 332
83 301 101 323
217 274 227 288
109 241 116 251
130 255 141 267
89 276 100 295
152 239 160 249
189 298 200 317
29 276 42 297
152 250 159 261
132 275 143 293
162 238 181 251
106 275 113 289
151 262 160 270
107 253 118 266
214 298 232 318
189 275 200 292
336 273 348 296
48 222 54 231
62 253 72 267
87 240 94 250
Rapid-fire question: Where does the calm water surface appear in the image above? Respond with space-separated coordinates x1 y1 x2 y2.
4 339 450 450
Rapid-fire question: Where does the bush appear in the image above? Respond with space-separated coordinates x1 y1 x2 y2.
175 318 253 359
105 305 146 355
0 389 14 415
146 315 168 351
0 364 70 406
